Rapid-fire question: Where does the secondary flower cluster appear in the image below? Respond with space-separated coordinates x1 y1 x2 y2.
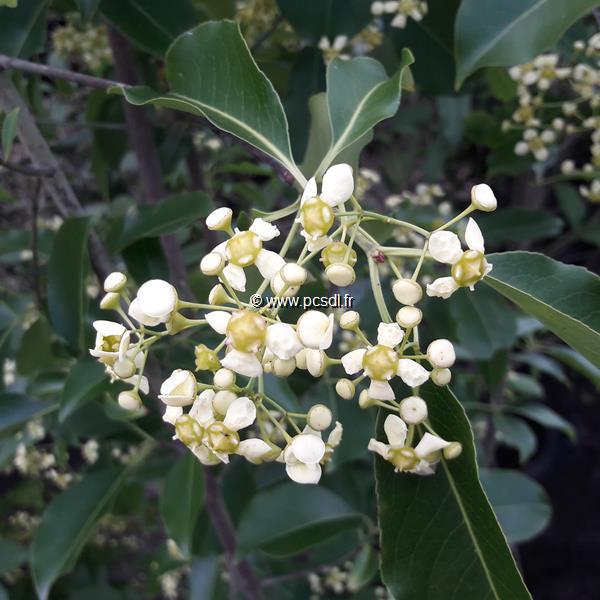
91 163 500 482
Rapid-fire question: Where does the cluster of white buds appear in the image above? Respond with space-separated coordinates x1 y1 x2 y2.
92 160 500 482
371 0 428 29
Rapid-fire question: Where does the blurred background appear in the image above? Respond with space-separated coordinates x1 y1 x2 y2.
0 0 599 598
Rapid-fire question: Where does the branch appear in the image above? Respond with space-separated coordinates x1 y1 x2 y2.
0 53 124 90
0 156 55 177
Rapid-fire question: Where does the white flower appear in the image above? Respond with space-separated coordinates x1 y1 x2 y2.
297 311 335 350
89 320 127 362
397 359 429 387
266 323 303 360
128 298 161 326
223 396 256 430
159 369 197 406
471 184 497 212
377 322 403 347
281 430 326 484
236 438 272 464
221 349 263 377
426 277 459 299
136 279 178 323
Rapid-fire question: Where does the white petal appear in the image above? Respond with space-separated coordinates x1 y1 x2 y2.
414 432 451 458
369 379 395 400
301 177 318 206
205 311 231 334
327 422 343 448
397 359 430 387
391 13 406 27
123 375 150 395
236 438 272 463
223 396 256 431
471 184 497 211
428 231 462 264
192 445 220 465
426 277 459 300
221 349 263 377
266 323 303 360
136 279 178 320
159 369 196 406
302 233 332 252
286 461 322 484
411 460 436 475
189 390 216 426
291 434 326 464
255 249 286 280
321 164 354 206
377 322 404 347
306 349 326 377
93 320 126 338
212 240 228 257
249 218 280 241
220 263 246 292
465 218 485 253
297 311 334 350
384 414 407 448
162 406 183 425
128 298 161 326
368 439 390 459
341 348 366 375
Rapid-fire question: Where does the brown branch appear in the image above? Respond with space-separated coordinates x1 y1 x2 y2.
0 156 55 177
0 53 124 90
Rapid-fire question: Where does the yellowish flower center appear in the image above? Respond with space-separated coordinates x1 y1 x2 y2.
390 447 419 471
451 250 488 287
321 241 357 267
100 334 121 353
226 310 267 353
301 196 334 237
226 231 262 267
194 344 221 371
207 422 240 453
362 344 399 380
175 415 204 446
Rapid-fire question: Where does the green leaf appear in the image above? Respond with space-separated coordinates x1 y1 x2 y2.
455 0 599 86
1 107 19 161
100 0 201 56
47 217 91 352
510 402 575 439
479 209 562 243
31 466 133 600
436 95 470 145
160 453 204 558
0 0 47 58
0 393 56 434
448 286 518 360
545 345 600 388
59 356 107 422
117 192 213 248
237 482 362 556
0 537 27 574
74 0 100 21
514 352 569 386
493 414 537 463
113 21 305 184
554 183 585 229
189 556 220 599
484 252 600 368
480 468 551 544
317 50 414 174
376 384 531 600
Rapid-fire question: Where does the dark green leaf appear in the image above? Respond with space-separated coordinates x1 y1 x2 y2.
0 537 27 574
1 107 19 160
160 453 204 558
16 316 59 376
113 21 304 183
59 356 107 422
74 0 100 21
376 384 531 599
0 0 47 58
510 402 575 439
545 345 600 388
47 217 91 352
480 468 551 544
455 0 598 86
436 95 470 145
554 183 585 229
189 556 220 600
506 371 544 399
347 544 378 592
513 352 569 386
493 414 537 463
480 209 562 243
122 237 169 283
237 482 362 556
484 252 600 367
0 393 56 434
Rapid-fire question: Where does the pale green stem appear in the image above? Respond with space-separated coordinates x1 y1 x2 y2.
361 211 430 237
368 258 392 323
433 205 476 232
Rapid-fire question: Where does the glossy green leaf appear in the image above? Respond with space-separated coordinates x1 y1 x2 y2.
237 482 362 556
493 414 537 463
0 393 56 434
160 453 204 558
555 183 585 229
59 356 107 422
316 50 414 174
448 286 518 360
480 468 551 544
376 384 531 600
510 402 575 439
545 346 600 388
47 217 91 352
0 0 47 58
113 21 305 184
480 209 562 243
1 107 19 161
0 537 27 574
484 252 600 368
514 352 569 386
100 0 201 56
31 467 131 600
455 0 598 86
117 192 213 248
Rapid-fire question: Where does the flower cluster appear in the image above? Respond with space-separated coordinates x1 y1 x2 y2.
91 162 501 483
371 0 428 29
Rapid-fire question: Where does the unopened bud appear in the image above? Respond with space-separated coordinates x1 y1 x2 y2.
206 207 233 231
273 358 296 377
470 183 497 212
358 389 376 409
427 339 456 368
307 404 333 431
214 368 235 388
281 263 307 287
200 252 225 276
335 378 355 400
104 272 127 293
112 358 136 379
100 292 121 310
392 279 422 305
325 263 355 287
443 441 463 460
399 395 428 424
306 350 326 377
118 390 141 411
339 310 359 330
213 390 237 415
295 348 308 370
431 367 452 386
395 305 422 328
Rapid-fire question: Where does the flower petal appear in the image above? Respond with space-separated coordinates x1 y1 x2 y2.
369 379 395 400
162 405 183 425
414 432 451 458
255 249 286 280
136 279 178 320
341 348 366 375
205 311 231 334
384 414 407 448
192 445 221 465
368 439 390 459
286 461 322 484
321 164 354 206
426 277 459 300
300 177 318 206
249 218 280 241
236 438 272 464
128 299 161 326
397 359 430 387
465 218 485 253
377 322 404 347
223 396 256 431
93 320 126 337
266 323 303 360
221 263 246 292
297 311 334 350
428 231 462 264
291 434 326 464
189 390 216 426
221 349 263 377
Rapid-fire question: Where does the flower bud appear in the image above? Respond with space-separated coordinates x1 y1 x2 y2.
112 358 136 379
470 183 497 212
431 367 452 386
443 442 463 460
306 350 327 377
396 306 422 328
208 284 234 305
399 395 428 424
339 310 359 330
214 368 235 388
427 339 456 368
98 291 120 311
201 252 225 276
194 344 221 371
392 279 422 305
335 378 355 400
307 404 333 431
271 271 298 297
358 389 376 409
213 390 237 415
159 369 197 406
273 358 296 377
325 263 356 287
118 390 141 411
281 263 307 287
104 271 127 293
295 348 308 370
206 207 233 231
